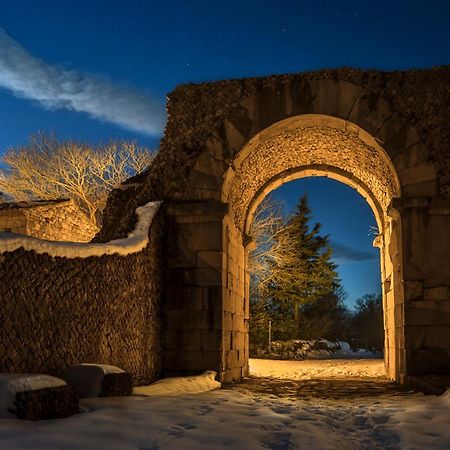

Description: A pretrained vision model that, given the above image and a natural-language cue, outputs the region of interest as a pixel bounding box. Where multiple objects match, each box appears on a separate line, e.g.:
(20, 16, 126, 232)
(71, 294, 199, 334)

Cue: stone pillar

(401, 197, 450, 376)
(163, 201, 227, 378)
(221, 215, 249, 382)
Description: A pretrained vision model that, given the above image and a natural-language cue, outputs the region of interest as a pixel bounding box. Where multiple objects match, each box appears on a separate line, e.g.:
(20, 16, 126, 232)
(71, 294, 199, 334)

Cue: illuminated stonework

(223, 116, 400, 234)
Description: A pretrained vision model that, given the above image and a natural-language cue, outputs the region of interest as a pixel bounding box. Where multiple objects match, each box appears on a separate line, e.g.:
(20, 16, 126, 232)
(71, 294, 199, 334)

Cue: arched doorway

(221, 114, 403, 382)
(158, 71, 446, 386)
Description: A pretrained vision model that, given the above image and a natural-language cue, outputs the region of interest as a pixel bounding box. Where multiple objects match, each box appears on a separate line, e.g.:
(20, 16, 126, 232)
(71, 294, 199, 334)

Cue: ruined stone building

(0, 199, 97, 242)
(0, 67, 449, 386)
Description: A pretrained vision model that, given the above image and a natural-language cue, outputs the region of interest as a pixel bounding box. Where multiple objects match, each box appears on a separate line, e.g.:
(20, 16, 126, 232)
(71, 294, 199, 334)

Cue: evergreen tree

(266, 194, 339, 332)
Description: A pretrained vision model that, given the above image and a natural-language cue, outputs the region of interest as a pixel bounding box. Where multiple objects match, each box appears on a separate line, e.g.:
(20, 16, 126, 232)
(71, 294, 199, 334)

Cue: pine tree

(266, 194, 339, 332)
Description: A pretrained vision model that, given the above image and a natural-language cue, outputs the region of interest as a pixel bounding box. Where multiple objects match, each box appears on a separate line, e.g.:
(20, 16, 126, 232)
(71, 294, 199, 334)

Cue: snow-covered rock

(64, 364, 130, 398)
(0, 374, 67, 419)
(133, 371, 221, 396)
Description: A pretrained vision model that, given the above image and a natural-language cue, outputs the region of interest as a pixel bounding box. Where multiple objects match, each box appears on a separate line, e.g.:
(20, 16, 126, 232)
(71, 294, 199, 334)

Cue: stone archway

(99, 69, 449, 385)
(221, 114, 403, 382)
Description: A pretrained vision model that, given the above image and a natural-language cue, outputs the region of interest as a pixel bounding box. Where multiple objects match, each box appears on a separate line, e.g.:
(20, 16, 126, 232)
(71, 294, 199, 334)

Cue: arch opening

(221, 114, 404, 382)
(247, 176, 385, 379)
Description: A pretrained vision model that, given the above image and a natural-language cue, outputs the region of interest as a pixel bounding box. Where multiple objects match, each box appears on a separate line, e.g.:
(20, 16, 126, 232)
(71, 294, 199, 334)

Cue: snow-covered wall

(0, 201, 161, 258)
(0, 202, 164, 385)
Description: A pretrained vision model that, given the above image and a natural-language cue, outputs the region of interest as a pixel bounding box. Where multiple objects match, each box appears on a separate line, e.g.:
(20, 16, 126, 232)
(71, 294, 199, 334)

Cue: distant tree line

(249, 195, 383, 353)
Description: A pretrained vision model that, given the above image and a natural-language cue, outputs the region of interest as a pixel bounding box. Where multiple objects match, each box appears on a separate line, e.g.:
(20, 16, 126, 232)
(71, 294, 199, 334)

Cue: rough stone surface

(95, 66, 446, 384)
(98, 66, 450, 242)
(0, 199, 97, 242)
(0, 211, 163, 386)
(13, 385, 79, 421)
(1, 67, 449, 386)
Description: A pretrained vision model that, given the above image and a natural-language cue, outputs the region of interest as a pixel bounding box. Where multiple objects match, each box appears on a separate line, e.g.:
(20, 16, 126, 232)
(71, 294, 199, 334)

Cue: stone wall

(96, 66, 450, 383)
(98, 66, 450, 243)
(0, 199, 97, 242)
(0, 205, 163, 385)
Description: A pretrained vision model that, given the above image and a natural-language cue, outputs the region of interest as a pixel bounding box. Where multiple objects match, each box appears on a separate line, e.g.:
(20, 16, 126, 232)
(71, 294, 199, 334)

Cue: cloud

(0, 29, 165, 136)
(330, 241, 377, 264)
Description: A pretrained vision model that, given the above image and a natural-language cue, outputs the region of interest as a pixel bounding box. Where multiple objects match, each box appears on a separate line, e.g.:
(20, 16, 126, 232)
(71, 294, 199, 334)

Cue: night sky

(0, 0, 449, 307)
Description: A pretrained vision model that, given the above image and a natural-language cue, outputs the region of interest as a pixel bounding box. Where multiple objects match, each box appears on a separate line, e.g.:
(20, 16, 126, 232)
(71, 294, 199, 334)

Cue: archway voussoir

(347, 94, 395, 138)
(383, 123, 423, 159)
(307, 78, 366, 120)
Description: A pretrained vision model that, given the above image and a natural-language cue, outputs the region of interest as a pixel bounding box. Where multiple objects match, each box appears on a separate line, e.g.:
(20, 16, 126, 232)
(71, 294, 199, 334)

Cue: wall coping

(0, 201, 161, 258)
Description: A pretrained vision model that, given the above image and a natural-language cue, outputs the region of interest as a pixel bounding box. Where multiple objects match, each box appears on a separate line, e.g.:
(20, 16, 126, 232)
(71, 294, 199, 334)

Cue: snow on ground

(0, 361, 449, 450)
(133, 371, 221, 396)
(250, 357, 386, 379)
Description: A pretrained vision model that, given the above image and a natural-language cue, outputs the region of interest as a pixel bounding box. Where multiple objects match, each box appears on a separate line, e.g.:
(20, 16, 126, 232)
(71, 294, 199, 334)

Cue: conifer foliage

(249, 194, 340, 343)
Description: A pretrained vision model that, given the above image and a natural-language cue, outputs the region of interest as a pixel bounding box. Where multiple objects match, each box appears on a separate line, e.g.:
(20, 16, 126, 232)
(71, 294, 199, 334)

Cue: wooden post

(268, 320, 272, 354)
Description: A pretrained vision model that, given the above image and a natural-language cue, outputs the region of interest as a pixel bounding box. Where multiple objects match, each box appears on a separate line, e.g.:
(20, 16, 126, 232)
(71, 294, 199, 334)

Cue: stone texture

(0, 199, 97, 242)
(1, 67, 449, 386)
(13, 385, 79, 421)
(0, 211, 163, 386)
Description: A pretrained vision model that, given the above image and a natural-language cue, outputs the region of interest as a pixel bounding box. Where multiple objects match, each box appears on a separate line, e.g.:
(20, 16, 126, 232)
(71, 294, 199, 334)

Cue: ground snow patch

(133, 371, 221, 396)
(0, 374, 66, 418)
(0, 361, 449, 450)
(249, 358, 385, 379)
(386, 390, 450, 449)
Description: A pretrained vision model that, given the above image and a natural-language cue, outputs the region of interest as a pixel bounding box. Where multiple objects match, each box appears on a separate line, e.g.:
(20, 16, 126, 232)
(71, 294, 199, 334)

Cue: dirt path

(224, 376, 413, 400)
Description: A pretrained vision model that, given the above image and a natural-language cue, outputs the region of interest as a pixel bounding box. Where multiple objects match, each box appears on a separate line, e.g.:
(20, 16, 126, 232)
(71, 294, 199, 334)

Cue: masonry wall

(0, 200, 98, 242)
(0, 210, 163, 385)
(94, 67, 450, 381)
(402, 198, 450, 375)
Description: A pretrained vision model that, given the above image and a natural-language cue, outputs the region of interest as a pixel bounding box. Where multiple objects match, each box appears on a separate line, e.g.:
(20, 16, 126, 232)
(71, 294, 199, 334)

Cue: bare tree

(248, 195, 288, 295)
(0, 133, 154, 227)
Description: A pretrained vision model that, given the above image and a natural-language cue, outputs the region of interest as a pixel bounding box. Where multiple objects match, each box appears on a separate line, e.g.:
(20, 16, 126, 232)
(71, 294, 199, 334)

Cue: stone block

(407, 325, 450, 349)
(222, 312, 234, 331)
(166, 201, 228, 218)
(392, 143, 428, 172)
(408, 349, 450, 375)
(165, 285, 203, 310)
(165, 310, 213, 330)
(308, 79, 365, 119)
(14, 385, 79, 421)
(424, 287, 450, 301)
(347, 93, 393, 137)
(405, 301, 450, 326)
(200, 330, 222, 352)
(171, 268, 222, 287)
(405, 280, 423, 301)
(374, 112, 408, 146)
(429, 197, 450, 216)
(193, 152, 227, 177)
(196, 251, 224, 269)
(201, 351, 221, 370)
(384, 123, 422, 158)
(398, 161, 436, 186)
(165, 330, 202, 351)
(164, 350, 204, 372)
(189, 169, 223, 192)
(202, 286, 222, 311)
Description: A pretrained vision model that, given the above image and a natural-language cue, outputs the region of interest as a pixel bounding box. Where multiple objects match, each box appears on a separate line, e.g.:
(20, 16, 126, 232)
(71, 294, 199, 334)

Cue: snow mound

(65, 364, 125, 398)
(0, 201, 161, 258)
(0, 374, 66, 418)
(133, 371, 221, 396)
